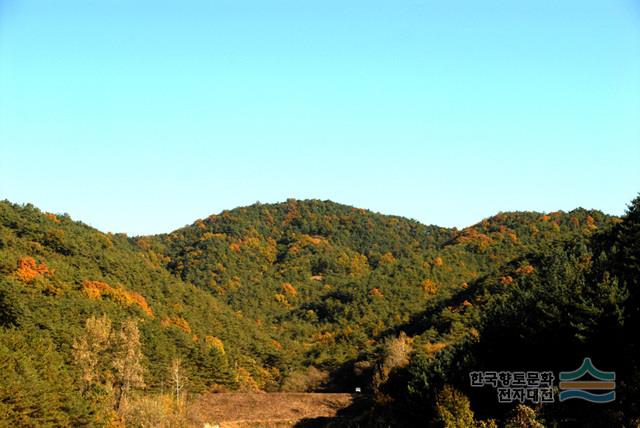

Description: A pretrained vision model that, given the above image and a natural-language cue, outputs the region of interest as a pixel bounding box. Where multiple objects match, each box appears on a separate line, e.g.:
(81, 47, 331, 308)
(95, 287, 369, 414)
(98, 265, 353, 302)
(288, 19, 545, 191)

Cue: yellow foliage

(424, 342, 448, 355)
(371, 319, 386, 336)
(263, 237, 278, 263)
(204, 335, 226, 354)
(283, 199, 299, 225)
(236, 367, 261, 392)
(421, 279, 438, 294)
(369, 287, 384, 298)
(300, 234, 328, 246)
(337, 252, 370, 277)
(379, 252, 396, 265)
(433, 256, 444, 267)
(199, 232, 213, 241)
(351, 253, 370, 276)
(313, 331, 335, 344)
(274, 293, 289, 305)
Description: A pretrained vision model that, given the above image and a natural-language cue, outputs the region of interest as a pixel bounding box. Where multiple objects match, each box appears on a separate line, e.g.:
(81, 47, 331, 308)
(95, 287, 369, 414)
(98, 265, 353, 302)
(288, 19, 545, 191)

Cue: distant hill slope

(140, 199, 614, 376)
(0, 201, 280, 398)
(0, 197, 623, 426)
(369, 196, 640, 427)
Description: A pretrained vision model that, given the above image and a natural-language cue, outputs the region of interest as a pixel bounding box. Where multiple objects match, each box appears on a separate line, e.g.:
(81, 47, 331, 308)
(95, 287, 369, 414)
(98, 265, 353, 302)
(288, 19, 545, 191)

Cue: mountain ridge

(1, 196, 634, 427)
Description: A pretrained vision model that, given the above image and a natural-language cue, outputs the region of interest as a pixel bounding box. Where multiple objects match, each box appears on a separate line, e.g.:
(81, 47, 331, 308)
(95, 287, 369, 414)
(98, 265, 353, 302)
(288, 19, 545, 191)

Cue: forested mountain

(1, 196, 637, 427)
(0, 202, 279, 425)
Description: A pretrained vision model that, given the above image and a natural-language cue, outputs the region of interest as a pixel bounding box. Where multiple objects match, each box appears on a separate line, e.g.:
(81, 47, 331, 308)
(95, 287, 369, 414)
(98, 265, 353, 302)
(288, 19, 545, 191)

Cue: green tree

(505, 405, 544, 428)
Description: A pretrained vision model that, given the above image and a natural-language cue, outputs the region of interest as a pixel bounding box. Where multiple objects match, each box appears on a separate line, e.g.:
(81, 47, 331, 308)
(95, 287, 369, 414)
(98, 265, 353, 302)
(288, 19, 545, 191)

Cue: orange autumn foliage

(515, 265, 535, 275)
(456, 228, 493, 250)
(14, 256, 52, 283)
(161, 316, 191, 333)
(173, 316, 191, 333)
(82, 280, 111, 299)
(433, 256, 444, 267)
(127, 292, 154, 317)
(499, 275, 514, 285)
(45, 212, 61, 223)
(82, 280, 153, 317)
(282, 282, 297, 297)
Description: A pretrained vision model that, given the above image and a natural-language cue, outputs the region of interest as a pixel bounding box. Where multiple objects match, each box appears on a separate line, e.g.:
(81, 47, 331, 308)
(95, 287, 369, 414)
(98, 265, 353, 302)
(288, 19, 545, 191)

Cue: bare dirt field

(188, 392, 363, 427)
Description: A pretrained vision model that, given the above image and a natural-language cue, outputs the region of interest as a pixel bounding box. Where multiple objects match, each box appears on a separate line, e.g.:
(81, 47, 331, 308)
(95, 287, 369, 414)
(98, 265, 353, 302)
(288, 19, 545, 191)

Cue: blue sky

(1, 0, 639, 235)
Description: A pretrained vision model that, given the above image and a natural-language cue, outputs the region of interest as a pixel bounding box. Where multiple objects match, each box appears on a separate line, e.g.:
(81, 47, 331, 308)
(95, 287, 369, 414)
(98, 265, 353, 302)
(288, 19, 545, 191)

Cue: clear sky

(1, 0, 639, 235)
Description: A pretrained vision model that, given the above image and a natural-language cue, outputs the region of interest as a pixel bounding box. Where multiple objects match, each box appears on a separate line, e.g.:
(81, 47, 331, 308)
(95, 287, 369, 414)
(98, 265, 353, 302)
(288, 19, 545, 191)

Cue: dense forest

(0, 195, 638, 427)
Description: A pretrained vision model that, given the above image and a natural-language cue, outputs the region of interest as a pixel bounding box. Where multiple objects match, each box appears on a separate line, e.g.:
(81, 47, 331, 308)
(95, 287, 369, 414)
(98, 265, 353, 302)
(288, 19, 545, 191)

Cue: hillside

(141, 200, 614, 382)
(358, 197, 640, 427)
(1, 197, 637, 427)
(0, 201, 283, 424)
